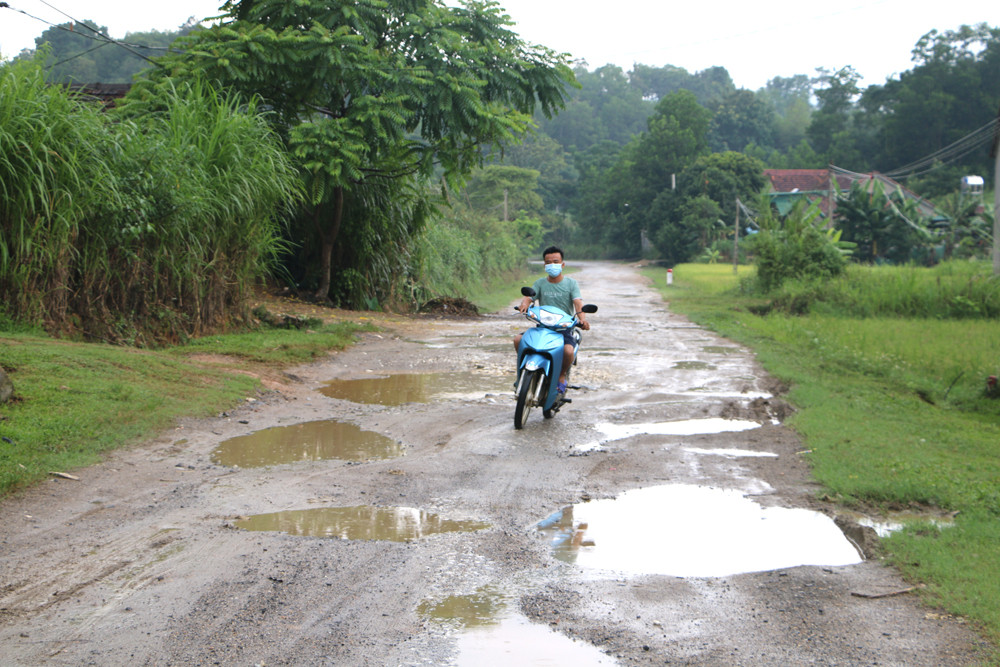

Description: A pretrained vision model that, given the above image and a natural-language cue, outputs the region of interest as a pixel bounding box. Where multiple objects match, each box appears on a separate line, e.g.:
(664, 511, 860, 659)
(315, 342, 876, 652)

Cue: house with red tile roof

(763, 167, 941, 222)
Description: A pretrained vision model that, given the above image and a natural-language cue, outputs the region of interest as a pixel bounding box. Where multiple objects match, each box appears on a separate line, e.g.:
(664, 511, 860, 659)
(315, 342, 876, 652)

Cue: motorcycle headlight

(538, 311, 563, 326)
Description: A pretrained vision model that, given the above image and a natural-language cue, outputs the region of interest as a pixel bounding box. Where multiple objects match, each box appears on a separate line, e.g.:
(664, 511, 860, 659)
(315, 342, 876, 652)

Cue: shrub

(747, 198, 851, 293)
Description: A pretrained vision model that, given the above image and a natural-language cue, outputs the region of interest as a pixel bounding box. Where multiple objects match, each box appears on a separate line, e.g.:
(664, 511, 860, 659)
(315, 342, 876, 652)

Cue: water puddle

(418, 586, 508, 628)
(596, 418, 761, 441)
(319, 372, 510, 405)
(453, 613, 616, 666)
(841, 510, 956, 538)
(672, 361, 717, 370)
(683, 447, 778, 458)
(537, 484, 862, 577)
(234, 506, 490, 541)
(702, 346, 740, 354)
(678, 389, 773, 400)
(211, 420, 401, 467)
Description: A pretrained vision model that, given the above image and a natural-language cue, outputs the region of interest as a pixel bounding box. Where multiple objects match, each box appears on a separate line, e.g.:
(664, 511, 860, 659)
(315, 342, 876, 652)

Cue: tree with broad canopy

(136, 0, 574, 301)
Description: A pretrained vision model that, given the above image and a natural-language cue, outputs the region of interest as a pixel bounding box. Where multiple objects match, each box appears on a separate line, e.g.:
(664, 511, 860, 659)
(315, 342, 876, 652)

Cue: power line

(2, 0, 165, 66)
(882, 118, 1000, 179)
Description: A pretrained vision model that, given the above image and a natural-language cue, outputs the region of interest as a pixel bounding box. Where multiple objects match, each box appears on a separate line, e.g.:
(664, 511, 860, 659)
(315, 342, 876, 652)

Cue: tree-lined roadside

(646, 262, 1000, 652)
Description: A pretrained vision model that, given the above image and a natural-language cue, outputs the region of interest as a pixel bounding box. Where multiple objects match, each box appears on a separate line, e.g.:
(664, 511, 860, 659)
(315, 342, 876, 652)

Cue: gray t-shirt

(531, 275, 581, 316)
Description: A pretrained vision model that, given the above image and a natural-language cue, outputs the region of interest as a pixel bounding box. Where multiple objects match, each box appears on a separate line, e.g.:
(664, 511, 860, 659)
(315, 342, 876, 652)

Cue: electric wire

(2, 0, 170, 65)
(882, 118, 1000, 179)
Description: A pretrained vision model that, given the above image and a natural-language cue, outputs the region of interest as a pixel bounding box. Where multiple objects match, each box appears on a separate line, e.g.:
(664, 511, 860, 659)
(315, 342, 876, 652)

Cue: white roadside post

(667, 268, 673, 286)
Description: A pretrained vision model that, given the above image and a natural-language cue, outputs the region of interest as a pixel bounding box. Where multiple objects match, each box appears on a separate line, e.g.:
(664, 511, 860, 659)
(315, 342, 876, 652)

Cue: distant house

(763, 167, 941, 222)
(763, 169, 852, 218)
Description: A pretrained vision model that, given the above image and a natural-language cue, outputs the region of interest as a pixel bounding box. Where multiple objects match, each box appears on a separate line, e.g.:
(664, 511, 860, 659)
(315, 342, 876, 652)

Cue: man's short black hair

(542, 246, 564, 261)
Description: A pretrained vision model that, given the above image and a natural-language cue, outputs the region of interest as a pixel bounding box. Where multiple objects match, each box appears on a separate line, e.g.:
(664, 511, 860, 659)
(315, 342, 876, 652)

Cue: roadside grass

(642, 262, 1000, 650)
(0, 320, 372, 496)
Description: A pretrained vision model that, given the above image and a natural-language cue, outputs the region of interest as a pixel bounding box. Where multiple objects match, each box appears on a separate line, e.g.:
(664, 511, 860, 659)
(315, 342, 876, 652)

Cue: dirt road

(0, 261, 988, 665)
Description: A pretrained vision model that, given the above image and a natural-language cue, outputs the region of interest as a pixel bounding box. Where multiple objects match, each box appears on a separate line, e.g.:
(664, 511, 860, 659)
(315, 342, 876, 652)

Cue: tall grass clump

(0, 55, 114, 325)
(85, 80, 301, 341)
(1, 58, 301, 343)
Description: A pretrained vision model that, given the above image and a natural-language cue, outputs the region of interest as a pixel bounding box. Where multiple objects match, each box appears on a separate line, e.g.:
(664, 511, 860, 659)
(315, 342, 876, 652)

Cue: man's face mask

(544, 263, 563, 277)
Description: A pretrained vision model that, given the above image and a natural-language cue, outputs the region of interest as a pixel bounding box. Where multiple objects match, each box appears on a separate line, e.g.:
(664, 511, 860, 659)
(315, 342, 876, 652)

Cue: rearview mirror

(581, 304, 598, 314)
(520, 287, 537, 298)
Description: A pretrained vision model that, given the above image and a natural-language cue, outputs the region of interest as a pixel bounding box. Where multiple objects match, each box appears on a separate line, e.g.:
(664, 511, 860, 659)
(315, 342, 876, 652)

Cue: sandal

(557, 380, 567, 394)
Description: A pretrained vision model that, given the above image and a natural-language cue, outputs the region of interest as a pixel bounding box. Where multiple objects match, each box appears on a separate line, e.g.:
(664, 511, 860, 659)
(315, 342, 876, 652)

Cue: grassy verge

(642, 262, 1000, 652)
(0, 318, 373, 496)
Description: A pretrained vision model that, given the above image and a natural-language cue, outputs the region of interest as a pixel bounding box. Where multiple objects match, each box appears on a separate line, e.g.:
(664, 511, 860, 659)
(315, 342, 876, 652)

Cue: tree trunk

(314, 186, 345, 301)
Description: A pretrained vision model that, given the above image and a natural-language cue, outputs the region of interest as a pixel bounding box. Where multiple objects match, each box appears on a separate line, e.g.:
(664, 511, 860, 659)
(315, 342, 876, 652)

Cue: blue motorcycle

(514, 287, 598, 429)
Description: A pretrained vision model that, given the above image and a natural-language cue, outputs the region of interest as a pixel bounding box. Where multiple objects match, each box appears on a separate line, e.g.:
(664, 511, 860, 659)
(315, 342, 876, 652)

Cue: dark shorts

(560, 329, 579, 347)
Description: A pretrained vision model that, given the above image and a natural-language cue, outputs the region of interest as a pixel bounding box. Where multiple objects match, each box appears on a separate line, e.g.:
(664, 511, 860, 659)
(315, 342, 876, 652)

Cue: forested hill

(500, 24, 999, 260)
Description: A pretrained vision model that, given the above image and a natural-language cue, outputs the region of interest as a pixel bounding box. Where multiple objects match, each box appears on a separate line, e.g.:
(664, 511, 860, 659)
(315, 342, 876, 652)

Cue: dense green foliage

(138, 0, 574, 308)
(647, 262, 1000, 647)
(0, 58, 300, 342)
(746, 199, 851, 294)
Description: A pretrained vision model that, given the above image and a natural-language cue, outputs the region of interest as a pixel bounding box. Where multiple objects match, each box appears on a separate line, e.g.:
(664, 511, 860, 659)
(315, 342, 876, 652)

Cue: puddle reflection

(454, 613, 616, 666)
(235, 506, 490, 541)
(319, 372, 511, 405)
(418, 587, 507, 628)
(672, 361, 717, 370)
(537, 485, 862, 577)
(682, 447, 778, 458)
(596, 418, 761, 441)
(211, 420, 401, 467)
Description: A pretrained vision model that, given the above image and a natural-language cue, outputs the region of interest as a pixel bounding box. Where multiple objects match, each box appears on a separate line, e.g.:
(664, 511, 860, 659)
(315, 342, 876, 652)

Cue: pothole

(452, 613, 616, 666)
(211, 420, 402, 467)
(536, 484, 862, 577)
(234, 506, 490, 541)
(319, 372, 511, 405)
(418, 586, 508, 628)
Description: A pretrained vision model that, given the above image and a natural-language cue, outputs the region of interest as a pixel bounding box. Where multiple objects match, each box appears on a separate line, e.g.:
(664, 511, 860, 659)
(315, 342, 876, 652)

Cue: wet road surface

(0, 261, 988, 665)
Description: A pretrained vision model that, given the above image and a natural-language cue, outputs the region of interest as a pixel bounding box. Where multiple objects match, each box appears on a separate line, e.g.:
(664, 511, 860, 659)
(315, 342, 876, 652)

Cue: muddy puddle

(840, 509, 957, 538)
(672, 361, 717, 370)
(319, 372, 511, 405)
(595, 418, 762, 442)
(419, 587, 615, 664)
(419, 587, 508, 628)
(682, 447, 778, 458)
(234, 506, 490, 541)
(211, 420, 401, 467)
(537, 484, 862, 578)
(453, 613, 616, 666)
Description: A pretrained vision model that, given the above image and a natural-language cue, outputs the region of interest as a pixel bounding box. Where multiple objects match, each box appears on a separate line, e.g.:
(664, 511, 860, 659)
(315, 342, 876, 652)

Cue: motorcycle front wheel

(514, 369, 541, 430)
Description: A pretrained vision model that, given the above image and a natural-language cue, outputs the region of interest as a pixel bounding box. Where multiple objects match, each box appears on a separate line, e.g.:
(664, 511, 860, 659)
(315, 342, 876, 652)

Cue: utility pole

(733, 197, 740, 274)
(503, 189, 509, 223)
(992, 110, 1000, 275)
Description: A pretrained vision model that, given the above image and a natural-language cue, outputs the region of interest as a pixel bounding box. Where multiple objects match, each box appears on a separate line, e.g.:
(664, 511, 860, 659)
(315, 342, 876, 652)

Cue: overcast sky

(2, 0, 997, 89)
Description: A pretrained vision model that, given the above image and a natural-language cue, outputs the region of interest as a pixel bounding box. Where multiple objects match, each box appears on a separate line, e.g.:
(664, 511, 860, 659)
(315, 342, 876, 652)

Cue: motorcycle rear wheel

(514, 369, 541, 429)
